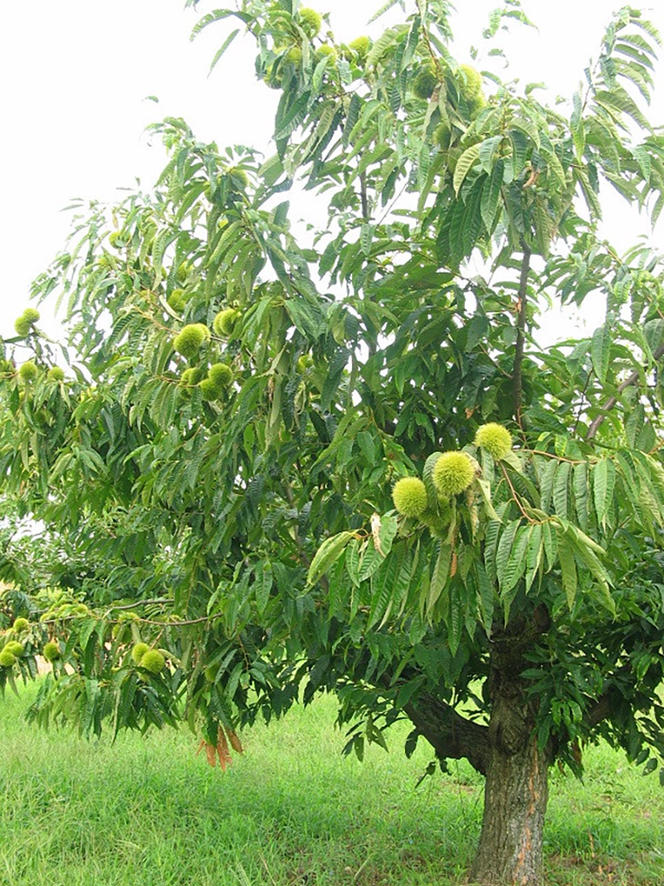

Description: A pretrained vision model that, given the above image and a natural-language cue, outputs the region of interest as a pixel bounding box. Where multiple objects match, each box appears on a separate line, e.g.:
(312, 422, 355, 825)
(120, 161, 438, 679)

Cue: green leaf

(573, 462, 589, 530)
(426, 542, 451, 617)
(524, 524, 543, 592)
(553, 462, 571, 519)
(208, 28, 240, 74)
(593, 458, 616, 527)
(480, 160, 504, 231)
(499, 526, 529, 595)
(453, 143, 481, 194)
(307, 531, 355, 585)
(495, 519, 521, 591)
(422, 451, 443, 510)
(591, 324, 611, 383)
(555, 529, 578, 610)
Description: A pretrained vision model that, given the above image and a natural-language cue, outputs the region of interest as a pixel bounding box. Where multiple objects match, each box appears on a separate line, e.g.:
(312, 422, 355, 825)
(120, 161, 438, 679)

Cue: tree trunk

(469, 735, 549, 886)
(469, 622, 550, 886)
(402, 614, 553, 885)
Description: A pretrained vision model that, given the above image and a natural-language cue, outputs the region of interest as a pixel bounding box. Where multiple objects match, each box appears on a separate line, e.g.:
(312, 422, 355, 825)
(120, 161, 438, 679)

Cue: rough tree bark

(468, 619, 551, 885)
(468, 704, 549, 885)
(406, 615, 551, 885)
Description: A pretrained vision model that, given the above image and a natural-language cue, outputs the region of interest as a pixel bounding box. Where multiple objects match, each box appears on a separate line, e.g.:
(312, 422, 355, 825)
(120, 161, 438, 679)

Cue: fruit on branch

(315, 44, 338, 63)
(433, 121, 451, 148)
(167, 289, 190, 313)
(14, 316, 31, 337)
(19, 361, 38, 382)
(179, 367, 204, 389)
(458, 64, 486, 114)
(432, 451, 475, 497)
(47, 367, 65, 382)
(0, 649, 17, 667)
(140, 649, 166, 674)
(474, 423, 512, 460)
(298, 7, 322, 37)
(43, 641, 60, 662)
(348, 36, 371, 59)
(208, 362, 233, 387)
(458, 64, 482, 100)
(199, 362, 234, 401)
(392, 477, 428, 518)
(413, 65, 438, 100)
(213, 308, 239, 337)
(199, 378, 222, 401)
(228, 167, 249, 189)
(131, 642, 150, 665)
(286, 46, 303, 65)
(13, 617, 30, 633)
(173, 323, 210, 359)
(3, 641, 24, 657)
(22, 308, 40, 324)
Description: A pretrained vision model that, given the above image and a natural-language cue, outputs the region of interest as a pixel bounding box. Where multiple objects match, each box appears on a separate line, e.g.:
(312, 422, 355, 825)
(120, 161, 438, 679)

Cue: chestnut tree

(2, 2, 664, 883)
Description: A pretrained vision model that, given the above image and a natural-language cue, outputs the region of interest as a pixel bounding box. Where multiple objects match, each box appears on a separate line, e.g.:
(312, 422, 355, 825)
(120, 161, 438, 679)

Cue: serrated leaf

(307, 531, 355, 585)
(495, 519, 521, 591)
(539, 458, 558, 513)
(477, 477, 500, 521)
(524, 524, 543, 592)
(358, 543, 383, 582)
(591, 324, 611, 383)
(499, 525, 529, 595)
(593, 458, 616, 527)
(556, 528, 577, 610)
(475, 561, 494, 632)
(573, 462, 589, 530)
(553, 461, 571, 519)
(426, 542, 451, 617)
(453, 143, 481, 194)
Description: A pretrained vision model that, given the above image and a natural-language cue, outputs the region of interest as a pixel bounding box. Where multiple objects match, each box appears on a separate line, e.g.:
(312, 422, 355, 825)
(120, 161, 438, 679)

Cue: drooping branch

(512, 244, 532, 425)
(584, 691, 613, 729)
(585, 342, 664, 441)
(405, 694, 490, 775)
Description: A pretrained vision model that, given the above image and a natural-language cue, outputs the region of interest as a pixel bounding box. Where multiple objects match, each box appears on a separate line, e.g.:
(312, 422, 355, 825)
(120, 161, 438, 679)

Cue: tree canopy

(2, 1, 664, 883)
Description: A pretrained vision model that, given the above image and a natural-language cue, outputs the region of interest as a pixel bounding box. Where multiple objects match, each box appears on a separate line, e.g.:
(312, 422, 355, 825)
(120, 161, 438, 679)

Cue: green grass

(0, 684, 663, 885)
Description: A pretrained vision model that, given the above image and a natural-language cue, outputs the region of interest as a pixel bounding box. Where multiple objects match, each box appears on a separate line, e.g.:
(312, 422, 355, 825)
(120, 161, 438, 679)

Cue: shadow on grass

(1, 686, 663, 885)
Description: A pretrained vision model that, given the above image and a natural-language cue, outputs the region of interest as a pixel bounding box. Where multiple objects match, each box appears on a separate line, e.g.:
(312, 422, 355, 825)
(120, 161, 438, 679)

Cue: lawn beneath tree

(0, 683, 662, 885)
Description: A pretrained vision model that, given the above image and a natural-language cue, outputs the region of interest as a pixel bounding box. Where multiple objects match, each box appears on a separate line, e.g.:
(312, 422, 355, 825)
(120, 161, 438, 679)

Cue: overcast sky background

(1, 0, 663, 345)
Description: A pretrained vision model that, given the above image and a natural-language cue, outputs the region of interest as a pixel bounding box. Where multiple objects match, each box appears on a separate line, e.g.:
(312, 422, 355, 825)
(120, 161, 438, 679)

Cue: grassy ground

(0, 683, 662, 886)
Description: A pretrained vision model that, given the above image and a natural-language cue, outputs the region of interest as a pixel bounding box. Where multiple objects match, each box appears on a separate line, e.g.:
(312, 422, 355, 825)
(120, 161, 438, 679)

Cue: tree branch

(585, 342, 664, 442)
(512, 244, 532, 426)
(584, 692, 613, 729)
(405, 694, 490, 775)
(359, 171, 369, 222)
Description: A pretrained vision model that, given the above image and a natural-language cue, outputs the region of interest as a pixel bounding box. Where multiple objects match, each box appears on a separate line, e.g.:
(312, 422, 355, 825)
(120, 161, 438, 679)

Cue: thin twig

(359, 170, 369, 222)
(585, 342, 664, 442)
(512, 244, 532, 427)
(527, 450, 584, 465)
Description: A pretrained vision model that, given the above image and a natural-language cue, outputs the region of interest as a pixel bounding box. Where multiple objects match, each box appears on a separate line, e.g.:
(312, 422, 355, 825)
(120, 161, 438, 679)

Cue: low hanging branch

(512, 244, 532, 425)
(585, 342, 664, 442)
(406, 694, 491, 775)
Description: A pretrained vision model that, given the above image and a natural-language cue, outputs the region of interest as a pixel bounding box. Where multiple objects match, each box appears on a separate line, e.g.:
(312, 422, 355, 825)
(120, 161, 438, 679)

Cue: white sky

(1, 0, 663, 344)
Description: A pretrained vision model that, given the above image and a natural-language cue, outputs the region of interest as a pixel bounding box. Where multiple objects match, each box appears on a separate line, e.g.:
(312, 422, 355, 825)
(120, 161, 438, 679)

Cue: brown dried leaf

(205, 742, 217, 768)
(216, 725, 232, 770)
(370, 513, 384, 556)
(450, 551, 458, 578)
(227, 729, 244, 754)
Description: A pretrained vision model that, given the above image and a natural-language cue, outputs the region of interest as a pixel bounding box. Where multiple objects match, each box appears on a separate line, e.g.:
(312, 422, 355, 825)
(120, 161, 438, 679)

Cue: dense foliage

(2, 1, 664, 881)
